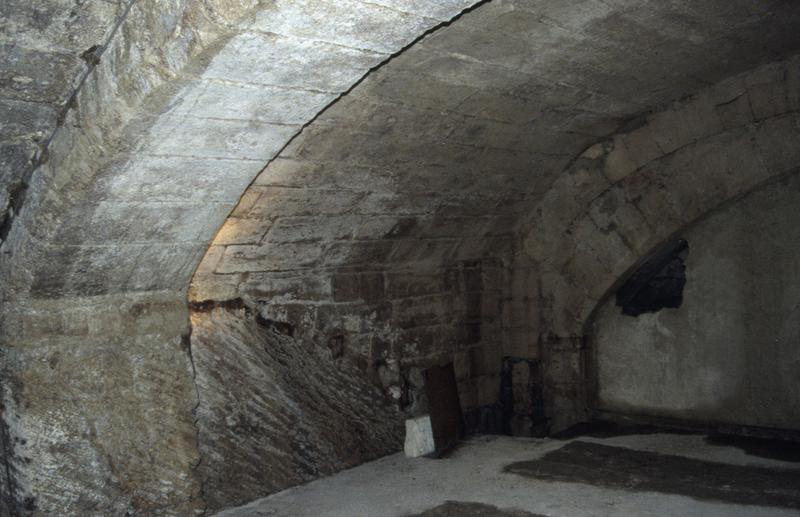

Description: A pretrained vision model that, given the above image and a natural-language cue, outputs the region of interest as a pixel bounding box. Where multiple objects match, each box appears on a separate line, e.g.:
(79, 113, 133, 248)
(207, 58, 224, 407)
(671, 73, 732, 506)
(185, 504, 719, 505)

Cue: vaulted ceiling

(3, 1, 800, 514)
(3, 0, 800, 304)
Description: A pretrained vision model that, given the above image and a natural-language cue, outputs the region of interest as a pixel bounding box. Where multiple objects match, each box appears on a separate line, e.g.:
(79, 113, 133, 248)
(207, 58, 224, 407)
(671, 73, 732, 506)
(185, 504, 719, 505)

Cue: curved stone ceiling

(1, 0, 479, 304)
(522, 57, 800, 338)
(0, 1, 481, 512)
(0, 0, 128, 237)
(2, 0, 799, 513)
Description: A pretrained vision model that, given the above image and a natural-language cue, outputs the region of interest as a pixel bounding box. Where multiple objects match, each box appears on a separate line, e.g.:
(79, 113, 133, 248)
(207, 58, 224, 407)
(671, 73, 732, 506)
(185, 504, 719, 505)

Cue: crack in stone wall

(0, 372, 20, 517)
(0, 0, 137, 248)
(181, 330, 209, 515)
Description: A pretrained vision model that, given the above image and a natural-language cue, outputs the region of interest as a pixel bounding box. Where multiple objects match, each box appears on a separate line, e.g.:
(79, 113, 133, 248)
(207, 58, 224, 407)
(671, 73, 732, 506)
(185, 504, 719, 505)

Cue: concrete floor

(214, 430, 800, 517)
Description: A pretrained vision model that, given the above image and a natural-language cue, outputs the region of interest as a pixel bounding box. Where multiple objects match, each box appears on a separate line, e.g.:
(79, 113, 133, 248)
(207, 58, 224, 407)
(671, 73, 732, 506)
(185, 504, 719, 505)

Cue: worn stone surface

(518, 56, 800, 432)
(190, 305, 403, 511)
(499, 357, 546, 437)
(192, 29, 800, 457)
(196, 254, 506, 479)
(1, 0, 482, 300)
(0, 292, 201, 515)
(407, 501, 545, 517)
(0, 0, 127, 244)
(5, 0, 800, 302)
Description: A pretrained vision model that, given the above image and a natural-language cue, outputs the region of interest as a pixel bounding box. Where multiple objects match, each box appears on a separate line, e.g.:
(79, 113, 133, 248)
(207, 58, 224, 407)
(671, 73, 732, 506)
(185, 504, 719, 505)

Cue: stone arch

(3, 0, 481, 301)
(518, 56, 800, 431)
(0, 1, 481, 513)
(2, 0, 800, 514)
(586, 171, 800, 431)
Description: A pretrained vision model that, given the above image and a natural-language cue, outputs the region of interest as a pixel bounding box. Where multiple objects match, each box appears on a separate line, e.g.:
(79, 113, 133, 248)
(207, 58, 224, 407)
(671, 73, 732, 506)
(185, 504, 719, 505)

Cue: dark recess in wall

(500, 357, 546, 437)
(424, 363, 464, 456)
(463, 357, 546, 438)
(616, 238, 689, 317)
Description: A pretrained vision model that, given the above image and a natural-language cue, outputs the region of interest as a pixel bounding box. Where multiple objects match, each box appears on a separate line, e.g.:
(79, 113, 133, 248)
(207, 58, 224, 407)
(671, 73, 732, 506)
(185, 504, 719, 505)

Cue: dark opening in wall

(616, 238, 689, 317)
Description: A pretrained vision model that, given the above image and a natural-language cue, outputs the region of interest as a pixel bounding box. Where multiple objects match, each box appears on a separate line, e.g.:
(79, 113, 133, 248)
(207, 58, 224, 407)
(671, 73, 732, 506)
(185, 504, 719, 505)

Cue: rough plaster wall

(190, 306, 404, 511)
(593, 172, 800, 430)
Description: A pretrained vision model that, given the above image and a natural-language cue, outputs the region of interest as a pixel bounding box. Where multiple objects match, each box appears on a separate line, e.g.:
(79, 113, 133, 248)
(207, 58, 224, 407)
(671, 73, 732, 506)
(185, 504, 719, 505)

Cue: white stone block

(404, 416, 435, 458)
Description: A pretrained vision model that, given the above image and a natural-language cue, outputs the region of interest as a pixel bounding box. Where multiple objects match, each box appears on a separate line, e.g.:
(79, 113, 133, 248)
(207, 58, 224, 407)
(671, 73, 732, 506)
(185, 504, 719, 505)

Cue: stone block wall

(187, 147, 517, 504)
(1, 0, 799, 514)
(0, 1, 485, 513)
(191, 255, 510, 411)
(189, 250, 512, 509)
(0, 0, 129, 246)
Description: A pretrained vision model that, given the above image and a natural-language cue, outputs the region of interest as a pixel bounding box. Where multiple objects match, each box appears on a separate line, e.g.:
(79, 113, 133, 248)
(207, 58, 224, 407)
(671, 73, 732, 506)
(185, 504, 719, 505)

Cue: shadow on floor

(405, 501, 547, 517)
(705, 434, 800, 463)
(505, 441, 800, 509)
(551, 420, 698, 440)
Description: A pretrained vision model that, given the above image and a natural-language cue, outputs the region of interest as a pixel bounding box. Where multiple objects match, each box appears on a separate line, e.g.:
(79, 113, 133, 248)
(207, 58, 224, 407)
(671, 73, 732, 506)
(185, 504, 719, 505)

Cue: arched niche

(587, 170, 800, 433)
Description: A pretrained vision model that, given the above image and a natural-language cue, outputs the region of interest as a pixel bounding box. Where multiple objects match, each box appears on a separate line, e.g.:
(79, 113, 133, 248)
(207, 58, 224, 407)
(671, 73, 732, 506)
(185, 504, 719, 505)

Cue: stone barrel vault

(1, 0, 800, 514)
